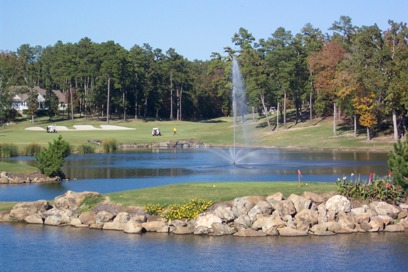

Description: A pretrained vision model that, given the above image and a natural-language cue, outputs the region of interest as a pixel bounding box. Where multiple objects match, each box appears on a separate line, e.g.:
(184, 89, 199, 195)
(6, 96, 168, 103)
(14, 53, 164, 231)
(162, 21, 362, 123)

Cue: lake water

(1, 148, 406, 272)
(1, 223, 407, 272)
(0, 148, 388, 201)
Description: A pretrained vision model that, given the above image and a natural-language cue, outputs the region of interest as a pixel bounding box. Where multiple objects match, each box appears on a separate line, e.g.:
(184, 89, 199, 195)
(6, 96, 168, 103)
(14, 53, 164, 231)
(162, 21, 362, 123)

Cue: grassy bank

(0, 114, 395, 152)
(107, 182, 337, 207)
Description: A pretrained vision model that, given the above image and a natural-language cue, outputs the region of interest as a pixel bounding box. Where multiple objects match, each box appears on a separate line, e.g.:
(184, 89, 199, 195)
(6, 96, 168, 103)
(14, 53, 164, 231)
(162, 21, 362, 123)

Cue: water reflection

(0, 148, 388, 202)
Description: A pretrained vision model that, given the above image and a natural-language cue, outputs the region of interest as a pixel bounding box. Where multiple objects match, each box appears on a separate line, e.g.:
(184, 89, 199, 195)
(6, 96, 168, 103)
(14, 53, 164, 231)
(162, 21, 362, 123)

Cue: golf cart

(152, 127, 161, 136)
(46, 125, 57, 133)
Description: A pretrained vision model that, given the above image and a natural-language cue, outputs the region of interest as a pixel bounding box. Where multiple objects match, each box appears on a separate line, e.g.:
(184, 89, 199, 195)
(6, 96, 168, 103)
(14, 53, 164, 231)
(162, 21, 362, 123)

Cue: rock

(194, 226, 210, 235)
(89, 222, 104, 229)
(274, 200, 296, 218)
(266, 192, 284, 202)
(54, 191, 101, 211)
(213, 205, 235, 222)
(194, 213, 222, 229)
(312, 230, 336, 236)
(399, 203, 408, 210)
(369, 218, 385, 231)
(44, 215, 63, 226)
(141, 221, 169, 233)
(103, 212, 130, 231)
(124, 220, 144, 234)
(173, 226, 193, 235)
(96, 211, 115, 223)
(0, 176, 9, 184)
(303, 192, 325, 204)
(211, 222, 236, 236)
(384, 224, 405, 232)
(232, 196, 266, 217)
(337, 211, 356, 229)
(0, 211, 10, 222)
(351, 207, 366, 215)
(25, 214, 43, 224)
(277, 227, 308, 237)
(168, 219, 188, 228)
(287, 194, 312, 213)
(9, 200, 50, 222)
(317, 204, 328, 223)
(325, 195, 351, 214)
(369, 202, 400, 219)
(295, 209, 318, 231)
(359, 221, 372, 232)
(252, 215, 286, 230)
(233, 215, 252, 230)
(264, 227, 279, 236)
(79, 211, 96, 225)
(234, 228, 267, 237)
(248, 201, 273, 221)
(0, 172, 7, 178)
(354, 213, 371, 224)
(398, 210, 408, 220)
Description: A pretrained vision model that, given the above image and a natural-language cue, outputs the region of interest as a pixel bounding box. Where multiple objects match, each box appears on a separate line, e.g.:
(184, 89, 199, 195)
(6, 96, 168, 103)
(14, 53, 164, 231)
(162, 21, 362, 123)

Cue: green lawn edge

(107, 181, 337, 207)
(0, 181, 337, 211)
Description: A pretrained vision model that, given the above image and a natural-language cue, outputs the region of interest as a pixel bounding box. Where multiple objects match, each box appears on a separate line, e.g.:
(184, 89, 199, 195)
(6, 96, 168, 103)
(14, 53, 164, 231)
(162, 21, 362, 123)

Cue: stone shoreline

(0, 172, 60, 184)
(1, 190, 407, 237)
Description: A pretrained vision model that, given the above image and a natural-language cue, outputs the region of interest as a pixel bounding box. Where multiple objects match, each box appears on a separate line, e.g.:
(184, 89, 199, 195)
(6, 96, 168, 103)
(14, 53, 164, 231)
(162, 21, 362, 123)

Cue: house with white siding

(11, 86, 66, 113)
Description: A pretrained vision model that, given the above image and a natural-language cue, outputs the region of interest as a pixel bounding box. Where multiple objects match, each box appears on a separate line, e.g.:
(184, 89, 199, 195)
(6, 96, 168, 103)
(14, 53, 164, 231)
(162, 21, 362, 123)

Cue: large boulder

(213, 205, 235, 222)
(325, 195, 351, 214)
(9, 200, 50, 222)
(295, 209, 318, 231)
(194, 213, 222, 230)
(274, 200, 296, 218)
(252, 214, 286, 231)
(248, 201, 273, 221)
(103, 212, 130, 231)
(232, 196, 266, 217)
(303, 192, 325, 204)
(25, 214, 44, 224)
(277, 227, 308, 237)
(234, 228, 267, 237)
(96, 211, 115, 223)
(287, 194, 312, 213)
(369, 202, 400, 219)
(79, 211, 96, 225)
(124, 219, 144, 234)
(141, 221, 169, 233)
(211, 222, 236, 236)
(54, 191, 101, 211)
(233, 215, 252, 230)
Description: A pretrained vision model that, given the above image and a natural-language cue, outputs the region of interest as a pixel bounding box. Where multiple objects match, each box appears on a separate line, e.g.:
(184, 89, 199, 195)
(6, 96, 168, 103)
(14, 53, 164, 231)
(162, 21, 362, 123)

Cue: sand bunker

(25, 125, 135, 131)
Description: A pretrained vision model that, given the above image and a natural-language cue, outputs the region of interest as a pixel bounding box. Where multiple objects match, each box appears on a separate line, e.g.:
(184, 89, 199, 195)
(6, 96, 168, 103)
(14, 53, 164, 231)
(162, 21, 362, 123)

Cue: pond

(0, 148, 388, 201)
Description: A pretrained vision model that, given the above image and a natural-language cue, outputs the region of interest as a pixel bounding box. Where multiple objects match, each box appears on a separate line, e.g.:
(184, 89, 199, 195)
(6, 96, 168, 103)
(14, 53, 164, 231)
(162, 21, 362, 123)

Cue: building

(11, 86, 66, 113)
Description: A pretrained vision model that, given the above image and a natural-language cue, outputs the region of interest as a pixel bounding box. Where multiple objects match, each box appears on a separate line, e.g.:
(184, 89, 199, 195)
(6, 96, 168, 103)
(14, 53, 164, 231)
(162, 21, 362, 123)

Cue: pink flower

(386, 183, 391, 189)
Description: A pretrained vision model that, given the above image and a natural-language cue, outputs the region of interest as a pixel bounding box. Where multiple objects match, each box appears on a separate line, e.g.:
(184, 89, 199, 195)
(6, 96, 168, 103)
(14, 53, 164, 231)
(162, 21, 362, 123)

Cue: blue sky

(1, 0, 407, 60)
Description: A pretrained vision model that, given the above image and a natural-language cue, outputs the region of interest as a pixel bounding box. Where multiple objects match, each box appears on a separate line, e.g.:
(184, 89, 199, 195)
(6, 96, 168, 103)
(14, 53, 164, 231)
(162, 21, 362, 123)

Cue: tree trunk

(179, 85, 183, 121)
(276, 102, 280, 130)
(176, 87, 180, 121)
(392, 108, 399, 140)
(367, 127, 370, 141)
(353, 115, 357, 137)
(260, 93, 271, 130)
(283, 90, 287, 129)
(134, 88, 138, 120)
(70, 82, 74, 121)
(106, 77, 110, 123)
(169, 73, 173, 120)
(333, 102, 337, 136)
(122, 89, 126, 121)
(309, 73, 313, 121)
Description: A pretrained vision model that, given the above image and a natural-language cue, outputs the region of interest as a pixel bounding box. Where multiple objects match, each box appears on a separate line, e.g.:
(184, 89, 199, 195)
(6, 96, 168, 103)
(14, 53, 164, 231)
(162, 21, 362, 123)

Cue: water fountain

(211, 58, 256, 165)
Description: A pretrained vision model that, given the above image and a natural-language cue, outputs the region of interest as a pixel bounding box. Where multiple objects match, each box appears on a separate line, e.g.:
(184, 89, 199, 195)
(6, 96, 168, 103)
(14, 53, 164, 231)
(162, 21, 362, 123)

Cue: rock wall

(2, 190, 408, 237)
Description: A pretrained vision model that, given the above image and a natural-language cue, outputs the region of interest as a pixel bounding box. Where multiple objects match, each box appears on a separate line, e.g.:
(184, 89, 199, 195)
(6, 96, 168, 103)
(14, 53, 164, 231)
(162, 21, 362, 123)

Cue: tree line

(0, 16, 407, 140)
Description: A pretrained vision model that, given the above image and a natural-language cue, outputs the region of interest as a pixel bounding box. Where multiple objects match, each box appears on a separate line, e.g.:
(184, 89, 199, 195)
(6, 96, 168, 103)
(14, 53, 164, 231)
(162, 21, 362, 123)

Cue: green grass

(0, 202, 16, 211)
(0, 161, 38, 174)
(107, 182, 337, 207)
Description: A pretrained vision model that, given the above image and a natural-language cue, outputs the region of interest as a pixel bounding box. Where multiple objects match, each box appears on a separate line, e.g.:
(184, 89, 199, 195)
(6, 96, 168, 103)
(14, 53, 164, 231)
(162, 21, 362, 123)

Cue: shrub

(145, 199, 213, 220)
(102, 138, 117, 153)
(388, 137, 408, 191)
(77, 144, 95, 154)
(24, 143, 42, 156)
(144, 203, 166, 215)
(35, 135, 71, 177)
(0, 143, 18, 158)
(336, 175, 405, 204)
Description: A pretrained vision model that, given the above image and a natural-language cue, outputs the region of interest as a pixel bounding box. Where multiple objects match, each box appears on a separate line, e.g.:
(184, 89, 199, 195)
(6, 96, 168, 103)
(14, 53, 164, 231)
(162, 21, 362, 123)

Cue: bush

(24, 143, 42, 156)
(0, 143, 18, 158)
(77, 144, 95, 154)
(102, 138, 117, 153)
(336, 175, 405, 204)
(388, 137, 408, 191)
(144, 198, 213, 221)
(35, 135, 71, 177)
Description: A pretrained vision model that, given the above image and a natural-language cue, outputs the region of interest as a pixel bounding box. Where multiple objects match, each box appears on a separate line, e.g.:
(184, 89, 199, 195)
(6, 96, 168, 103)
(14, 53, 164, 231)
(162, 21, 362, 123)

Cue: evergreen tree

(36, 135, 70, 177)
(388, 136, 408, 190)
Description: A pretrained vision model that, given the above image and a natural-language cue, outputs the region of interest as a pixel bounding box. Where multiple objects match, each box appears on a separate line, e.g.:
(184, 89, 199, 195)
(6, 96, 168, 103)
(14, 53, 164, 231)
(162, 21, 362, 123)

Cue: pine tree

(388, 136, 408, 190)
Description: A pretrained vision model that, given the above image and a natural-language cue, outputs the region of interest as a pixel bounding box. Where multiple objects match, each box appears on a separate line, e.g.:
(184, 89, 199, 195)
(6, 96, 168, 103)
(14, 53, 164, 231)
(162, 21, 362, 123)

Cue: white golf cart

(152, 127, 161, 136)
(46, 125, 57, 133)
